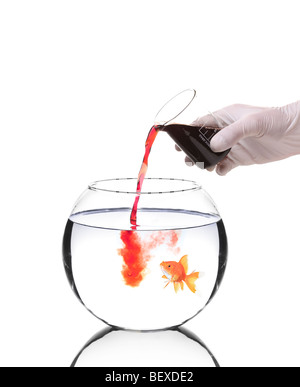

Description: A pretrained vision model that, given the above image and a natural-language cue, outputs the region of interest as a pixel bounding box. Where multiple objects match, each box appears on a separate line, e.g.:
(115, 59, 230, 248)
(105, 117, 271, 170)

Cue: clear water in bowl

(63, 207, 227, 331)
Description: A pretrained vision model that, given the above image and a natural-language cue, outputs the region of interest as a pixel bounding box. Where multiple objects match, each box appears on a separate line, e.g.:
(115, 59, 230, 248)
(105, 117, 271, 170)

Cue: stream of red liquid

(130, 125, 160, 227)
(118, 124, 182, 287)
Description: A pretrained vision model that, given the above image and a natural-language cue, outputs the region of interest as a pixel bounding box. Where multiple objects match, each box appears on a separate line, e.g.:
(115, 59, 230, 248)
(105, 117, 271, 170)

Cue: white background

(1, 0, 300, 367)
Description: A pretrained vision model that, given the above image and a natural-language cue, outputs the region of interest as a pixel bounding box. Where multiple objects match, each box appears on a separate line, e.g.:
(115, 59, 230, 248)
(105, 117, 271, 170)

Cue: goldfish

(160, 255, 200, 293)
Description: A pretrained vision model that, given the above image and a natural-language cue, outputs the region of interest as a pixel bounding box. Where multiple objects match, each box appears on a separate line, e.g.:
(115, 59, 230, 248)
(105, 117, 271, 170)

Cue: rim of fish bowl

(88, 178, 201, 195)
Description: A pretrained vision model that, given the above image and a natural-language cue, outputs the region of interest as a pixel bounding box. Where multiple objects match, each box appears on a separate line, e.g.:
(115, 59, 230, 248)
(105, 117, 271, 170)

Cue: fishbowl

(62, 178, 228, 331)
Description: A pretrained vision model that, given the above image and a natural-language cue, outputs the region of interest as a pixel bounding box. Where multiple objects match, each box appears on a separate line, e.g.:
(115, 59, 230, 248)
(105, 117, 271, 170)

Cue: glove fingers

(192, 104, 266, 128)
(191, 114, 221, 127)
(185, 156, 194, 166)
(206, 166, 216, 172)
(215, 157, 237, 176)
(210, 116, 262, 152)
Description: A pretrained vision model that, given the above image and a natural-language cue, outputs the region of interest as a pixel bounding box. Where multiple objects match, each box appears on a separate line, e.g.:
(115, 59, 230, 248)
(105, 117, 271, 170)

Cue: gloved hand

(188, 101, 300, 175)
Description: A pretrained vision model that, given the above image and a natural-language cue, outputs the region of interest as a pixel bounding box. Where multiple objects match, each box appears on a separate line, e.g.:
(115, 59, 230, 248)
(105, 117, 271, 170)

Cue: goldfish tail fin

(174, 282, 180, 293)
(179, 255, 188, 274)
(184, 271, 200, 293)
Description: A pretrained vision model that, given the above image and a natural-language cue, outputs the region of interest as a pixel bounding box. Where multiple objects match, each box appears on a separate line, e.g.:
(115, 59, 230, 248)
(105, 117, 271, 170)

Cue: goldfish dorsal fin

(179, 255, 188, 274)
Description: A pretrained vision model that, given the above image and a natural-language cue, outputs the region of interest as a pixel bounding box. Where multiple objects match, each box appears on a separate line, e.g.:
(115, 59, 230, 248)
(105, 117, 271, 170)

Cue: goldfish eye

(168, 265, 171, 268)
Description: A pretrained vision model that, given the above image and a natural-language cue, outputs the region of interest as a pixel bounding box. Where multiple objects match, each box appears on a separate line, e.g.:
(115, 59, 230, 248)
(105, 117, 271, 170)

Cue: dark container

(161, 124, 230, 169)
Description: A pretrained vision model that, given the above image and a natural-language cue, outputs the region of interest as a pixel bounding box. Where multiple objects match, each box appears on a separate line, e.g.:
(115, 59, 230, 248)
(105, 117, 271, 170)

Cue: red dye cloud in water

(118, 230, 180, 287)
(146, 230, 180, 255)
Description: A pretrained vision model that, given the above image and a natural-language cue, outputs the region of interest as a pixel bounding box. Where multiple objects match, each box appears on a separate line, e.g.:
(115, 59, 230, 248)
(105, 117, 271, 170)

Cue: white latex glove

(190, 101, 300, 175)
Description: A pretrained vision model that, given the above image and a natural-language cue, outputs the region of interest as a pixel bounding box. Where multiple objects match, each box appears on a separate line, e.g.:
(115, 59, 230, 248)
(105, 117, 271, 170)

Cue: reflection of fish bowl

(72, 327, 219, 367)
(63, 178, 228, 331)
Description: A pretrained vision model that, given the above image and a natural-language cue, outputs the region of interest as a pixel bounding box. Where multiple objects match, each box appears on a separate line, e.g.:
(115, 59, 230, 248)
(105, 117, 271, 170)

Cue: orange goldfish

(160, 255, 200, 293)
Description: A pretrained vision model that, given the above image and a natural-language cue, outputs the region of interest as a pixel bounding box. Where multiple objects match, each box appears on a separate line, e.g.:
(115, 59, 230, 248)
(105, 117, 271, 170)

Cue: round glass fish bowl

(63, 178, 228, 330)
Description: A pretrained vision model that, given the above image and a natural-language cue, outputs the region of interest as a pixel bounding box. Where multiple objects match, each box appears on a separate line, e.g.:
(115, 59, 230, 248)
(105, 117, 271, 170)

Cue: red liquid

(130, 125, 160, 227)
(119, 122, 229, 287)
(118, 229, 180, 287)
(119, 124, 166, 288)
